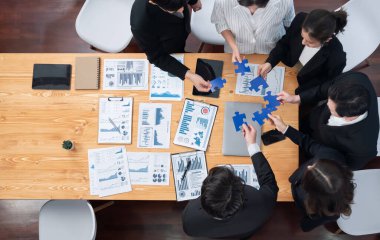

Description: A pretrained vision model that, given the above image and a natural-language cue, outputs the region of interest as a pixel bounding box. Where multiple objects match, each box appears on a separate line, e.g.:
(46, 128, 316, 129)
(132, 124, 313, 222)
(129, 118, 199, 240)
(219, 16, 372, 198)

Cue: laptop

(222, 102, 262, 156)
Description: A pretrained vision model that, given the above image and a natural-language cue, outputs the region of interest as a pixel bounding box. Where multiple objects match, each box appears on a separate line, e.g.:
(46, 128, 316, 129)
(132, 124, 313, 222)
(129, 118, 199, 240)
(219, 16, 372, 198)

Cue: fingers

(241, 123, 248, 132)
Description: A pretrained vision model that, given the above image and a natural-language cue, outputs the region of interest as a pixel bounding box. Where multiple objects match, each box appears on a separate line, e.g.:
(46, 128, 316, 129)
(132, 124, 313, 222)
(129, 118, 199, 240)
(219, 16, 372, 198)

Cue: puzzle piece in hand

(210, 77, 227, 92)
(252, 108, 273, 126)
(263, 91, 281, 111)
(232, 112, 248, 132)
(234, 59, 250, 76)
(248, 75, 269, 92)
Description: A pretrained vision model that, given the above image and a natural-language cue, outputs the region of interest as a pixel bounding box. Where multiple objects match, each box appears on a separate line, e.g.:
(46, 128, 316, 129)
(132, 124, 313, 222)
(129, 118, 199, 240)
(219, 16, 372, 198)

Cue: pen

(108, 117, 121, 134)
(181, 160, 191, 181)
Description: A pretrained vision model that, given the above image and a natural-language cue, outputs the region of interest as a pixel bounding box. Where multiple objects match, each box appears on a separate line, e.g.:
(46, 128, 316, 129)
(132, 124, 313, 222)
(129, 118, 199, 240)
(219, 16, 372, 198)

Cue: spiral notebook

(75, 57, 100, 89)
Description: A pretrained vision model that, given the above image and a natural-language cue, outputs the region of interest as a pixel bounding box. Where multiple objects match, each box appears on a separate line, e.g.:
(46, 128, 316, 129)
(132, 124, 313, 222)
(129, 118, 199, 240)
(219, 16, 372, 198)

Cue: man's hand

(242, 124, 257, 145)
(267, 114, 288, 133)
(190, 0, 202, 12)
(186, 71, 211, 92)
(277, 91, 301, 104)
(257, 62, 272, 79)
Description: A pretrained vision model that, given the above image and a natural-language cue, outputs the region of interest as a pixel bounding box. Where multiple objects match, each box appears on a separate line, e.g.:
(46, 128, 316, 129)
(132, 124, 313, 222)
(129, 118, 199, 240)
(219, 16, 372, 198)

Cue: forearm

(221, 30, 238, 51)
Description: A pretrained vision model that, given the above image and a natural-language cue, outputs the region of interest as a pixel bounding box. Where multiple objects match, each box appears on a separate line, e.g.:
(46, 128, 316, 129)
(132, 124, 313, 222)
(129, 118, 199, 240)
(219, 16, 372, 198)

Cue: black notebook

(192, 58, 224, 98)
(32, 64, 72, 90)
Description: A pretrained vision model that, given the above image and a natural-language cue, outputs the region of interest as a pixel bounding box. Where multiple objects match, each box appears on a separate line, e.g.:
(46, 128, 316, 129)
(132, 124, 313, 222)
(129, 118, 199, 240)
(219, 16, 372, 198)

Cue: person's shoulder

(214, 0, 237, 8)
(131, 0, 150, 29)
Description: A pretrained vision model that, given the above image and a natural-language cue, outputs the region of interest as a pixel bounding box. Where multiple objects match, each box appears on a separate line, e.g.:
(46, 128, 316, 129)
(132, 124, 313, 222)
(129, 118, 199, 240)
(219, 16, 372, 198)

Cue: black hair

(152, 0, 185, 11)
(237, 0, 269, 8)
(328, 82, 370, 117)
(302, 159, 354, 217)
(201, 166, 245, 219)
(302, 9, 348, 43)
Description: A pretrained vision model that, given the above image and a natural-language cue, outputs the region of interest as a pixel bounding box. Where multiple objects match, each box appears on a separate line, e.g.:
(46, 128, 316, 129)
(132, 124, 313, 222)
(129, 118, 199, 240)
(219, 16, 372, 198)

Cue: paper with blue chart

(235, 64, 284, 96)
(126, 152, 170, 185)
(173, 99, 218, 151)
(88, 146, 132, 197)
(137, 103, 172, 148)
(98, 97, 133, 144)
(103, 59, 149, 90)
(150, 54, 184, 101)
(171, 151, 208, 201)
(219, 164, 260, 190)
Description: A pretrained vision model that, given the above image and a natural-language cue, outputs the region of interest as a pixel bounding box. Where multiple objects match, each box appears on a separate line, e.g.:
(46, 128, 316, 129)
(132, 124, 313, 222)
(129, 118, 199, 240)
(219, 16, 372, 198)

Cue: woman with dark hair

(258, 9, 348, 105)
(211, 0, 295, 62)
(268, 114, 355, 231)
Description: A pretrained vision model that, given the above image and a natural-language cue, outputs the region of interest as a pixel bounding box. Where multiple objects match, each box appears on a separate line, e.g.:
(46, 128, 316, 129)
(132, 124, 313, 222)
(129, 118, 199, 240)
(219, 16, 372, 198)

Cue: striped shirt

(211, 0, 295, 54)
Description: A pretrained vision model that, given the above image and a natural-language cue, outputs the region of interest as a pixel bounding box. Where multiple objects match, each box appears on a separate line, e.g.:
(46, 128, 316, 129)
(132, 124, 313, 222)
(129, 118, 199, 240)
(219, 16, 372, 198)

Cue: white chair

(39, 200, 96, 240)
(190, 0, 225, 52)
(336, 169, 380, 235)
(335, 0, 380, 72)
(75, 0, 135, 53)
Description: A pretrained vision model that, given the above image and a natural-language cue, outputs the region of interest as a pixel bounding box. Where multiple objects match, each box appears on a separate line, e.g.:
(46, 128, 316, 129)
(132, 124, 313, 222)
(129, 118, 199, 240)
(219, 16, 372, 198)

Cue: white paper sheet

(219, 164, 260, 190)
(235, 64, 284, 96)
(98, 97, 133, 144)
(173, 99, 218, 151)
(103, 59, 149, 90)
(127, 152, 170, 185)
(137, 103, 172, 148)
(150, 54, 184, 101)
(88, 146, 132, 197)
(171, 151, 208, 201)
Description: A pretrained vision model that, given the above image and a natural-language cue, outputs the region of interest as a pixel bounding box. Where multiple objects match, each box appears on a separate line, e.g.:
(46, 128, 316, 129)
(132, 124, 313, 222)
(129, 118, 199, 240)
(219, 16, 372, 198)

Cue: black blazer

(182, 152, 278, 239)
(130, 0, 197, 80)
(284, 126, 346, 231)
(266, 12, 346, 104)
(308, 72, 379, 170)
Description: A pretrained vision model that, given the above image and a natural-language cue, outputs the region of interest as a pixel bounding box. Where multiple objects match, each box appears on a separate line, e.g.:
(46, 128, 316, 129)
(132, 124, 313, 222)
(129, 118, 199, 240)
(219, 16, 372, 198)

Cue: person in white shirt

(211, 0, 295, 62)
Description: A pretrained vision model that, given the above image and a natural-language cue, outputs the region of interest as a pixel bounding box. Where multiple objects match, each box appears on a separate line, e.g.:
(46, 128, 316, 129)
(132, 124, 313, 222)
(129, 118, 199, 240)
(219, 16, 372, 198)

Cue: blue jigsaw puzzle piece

(252, 108, 273, 125)
(232, 112, 247, 132)
(248, 75, 269, 92)
(263, 91, 281, 111)
(234, 59, 250, 76)
(210, 77, 227, 92)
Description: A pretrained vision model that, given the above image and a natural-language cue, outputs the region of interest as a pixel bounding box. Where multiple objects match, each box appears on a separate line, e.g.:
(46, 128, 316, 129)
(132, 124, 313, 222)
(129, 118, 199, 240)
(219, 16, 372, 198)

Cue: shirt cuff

(247, 143, 261, 157)
(281, 126, 289, 134)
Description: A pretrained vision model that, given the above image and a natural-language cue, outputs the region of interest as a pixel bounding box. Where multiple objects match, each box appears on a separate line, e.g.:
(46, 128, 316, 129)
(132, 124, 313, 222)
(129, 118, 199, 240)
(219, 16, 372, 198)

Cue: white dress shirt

(299, 45, 321, 66)
(211, 0, 295, 54)
(327, 112, 368, 126)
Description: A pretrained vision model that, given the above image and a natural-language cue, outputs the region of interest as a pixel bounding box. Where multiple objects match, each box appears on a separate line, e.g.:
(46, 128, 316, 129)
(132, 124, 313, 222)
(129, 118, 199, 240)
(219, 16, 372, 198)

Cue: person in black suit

(182, 124, 278, 239)
(278, 72, 379, 169)
(258, 9, 347, 105)
(268, 114, 355, 232)
(130, 0, 211, 92)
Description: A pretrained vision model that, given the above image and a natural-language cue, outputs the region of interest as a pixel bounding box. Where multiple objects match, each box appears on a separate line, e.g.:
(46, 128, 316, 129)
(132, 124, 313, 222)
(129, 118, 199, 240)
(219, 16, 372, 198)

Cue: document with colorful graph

(149, 54, 184, 101)
(103, 59, 149, 90)
(137, 103, 172, 148)
(98, 97, 133, 144)
(171, 151, 208, 201)
(88, 146, 132, 197)
(173, 99, 218, 151)
(235, 64, 284, 96)
(126, 152, 171, 185)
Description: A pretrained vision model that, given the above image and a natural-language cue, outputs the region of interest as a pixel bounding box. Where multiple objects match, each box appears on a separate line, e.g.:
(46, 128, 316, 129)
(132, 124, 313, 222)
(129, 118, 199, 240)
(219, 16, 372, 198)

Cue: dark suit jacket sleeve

(284, 126, 346, 162)
(298, 50, 346, 104)
(251, 152, 279, 198)
(131, 28, 189, 80)
(265, 13, 304, 67)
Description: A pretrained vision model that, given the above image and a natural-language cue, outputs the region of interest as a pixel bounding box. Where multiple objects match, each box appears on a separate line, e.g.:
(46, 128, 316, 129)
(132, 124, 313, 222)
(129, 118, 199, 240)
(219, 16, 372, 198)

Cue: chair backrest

(336, 0, 380, 72)
(39, 200, 97, 240)
(75, 0, 135, 52)
(190, 0, 225, 45)
(337, 169, 380, 235)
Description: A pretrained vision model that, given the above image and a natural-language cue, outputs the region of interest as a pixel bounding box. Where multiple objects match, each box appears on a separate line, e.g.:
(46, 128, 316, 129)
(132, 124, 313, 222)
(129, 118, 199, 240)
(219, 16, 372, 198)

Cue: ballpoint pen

(181, 160, 192, 181)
